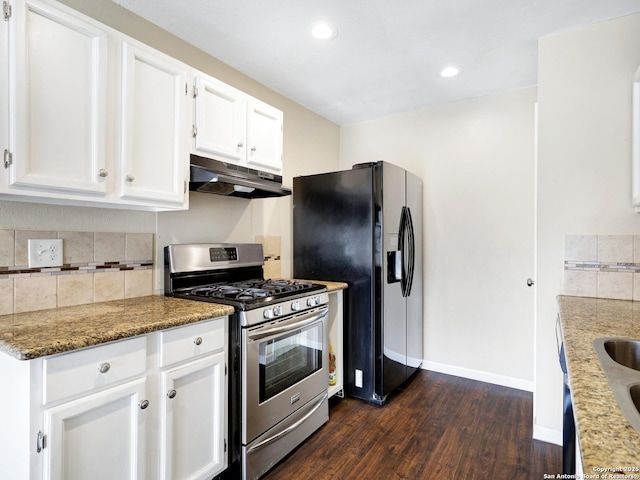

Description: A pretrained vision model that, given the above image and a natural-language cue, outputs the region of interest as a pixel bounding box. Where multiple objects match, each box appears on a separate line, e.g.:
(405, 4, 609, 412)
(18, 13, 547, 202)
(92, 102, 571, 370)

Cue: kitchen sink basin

(603, 339, 640, 371)
(631, 384, 640, 411)
(593, 338, 640, 433)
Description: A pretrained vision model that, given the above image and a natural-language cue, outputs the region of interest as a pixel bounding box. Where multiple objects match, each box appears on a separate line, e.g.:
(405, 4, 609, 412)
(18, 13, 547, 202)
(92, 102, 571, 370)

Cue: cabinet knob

(250, 146, 257, 152)
(527, 278, 534, 287)
(139, 399, 149, 410)
(167, 389, 177, 399)
(98, 362, 111, 374)
(194, 336, 203, 346)
(125, 174, 135, 182)
(98, 168, 109, 178)
(237, 141, 244, 148)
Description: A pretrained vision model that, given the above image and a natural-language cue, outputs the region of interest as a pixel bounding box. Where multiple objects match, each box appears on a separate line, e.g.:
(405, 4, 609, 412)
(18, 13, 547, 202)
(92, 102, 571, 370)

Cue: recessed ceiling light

(308, 21, 338, 41)
(440, 66, 463, 78)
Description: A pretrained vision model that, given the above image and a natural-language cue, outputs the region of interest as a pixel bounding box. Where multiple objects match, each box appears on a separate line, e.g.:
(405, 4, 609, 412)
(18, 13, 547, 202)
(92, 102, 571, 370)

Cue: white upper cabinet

(1, 0, 285, 209)
(193, 74, 246, 164)
(1, 0, 190, 210)
(0, 1, 8, 191)
(9, 0, 108, 196)
(246, 97, 283, 172)
(193, 71, 283, 174)
(119, 39, 190, 206)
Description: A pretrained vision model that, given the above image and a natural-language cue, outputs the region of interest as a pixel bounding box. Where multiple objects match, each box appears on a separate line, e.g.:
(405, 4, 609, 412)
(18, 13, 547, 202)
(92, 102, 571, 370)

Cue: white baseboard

(532, 424, 562, 446)
(423, 360, 534, 392)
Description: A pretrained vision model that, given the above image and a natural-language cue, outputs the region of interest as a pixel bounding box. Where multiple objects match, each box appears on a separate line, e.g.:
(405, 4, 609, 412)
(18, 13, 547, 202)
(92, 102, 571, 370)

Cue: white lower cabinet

(0, 316, 228, 480)
(40, 336, 148, 480)
(160, 353, 226, 480)
(43, 378, 148, 480)
(154, 317, 228, 480)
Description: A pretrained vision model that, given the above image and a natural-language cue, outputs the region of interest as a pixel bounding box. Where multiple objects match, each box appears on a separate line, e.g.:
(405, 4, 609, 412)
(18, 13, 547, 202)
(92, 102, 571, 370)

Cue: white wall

(535, 12, 640, 442)
(340, 87, 537, 390)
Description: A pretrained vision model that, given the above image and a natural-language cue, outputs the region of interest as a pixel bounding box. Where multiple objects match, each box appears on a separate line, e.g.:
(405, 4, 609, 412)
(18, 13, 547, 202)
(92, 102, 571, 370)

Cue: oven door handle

(246, 308, 329, 341)
(246, 392, 329, 454)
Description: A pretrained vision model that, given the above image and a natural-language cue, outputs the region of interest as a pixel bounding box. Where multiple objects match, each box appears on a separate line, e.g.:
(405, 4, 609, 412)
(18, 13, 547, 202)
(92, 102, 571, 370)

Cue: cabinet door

(10, 0, 108, 195)
(160, 352, 226, 480)
(0, 1, 8, 191)
(43, 378, 147, 480)
(119, 40, 189, 206)
(246, 98, 283, 173)
(193, 74, 246, 164)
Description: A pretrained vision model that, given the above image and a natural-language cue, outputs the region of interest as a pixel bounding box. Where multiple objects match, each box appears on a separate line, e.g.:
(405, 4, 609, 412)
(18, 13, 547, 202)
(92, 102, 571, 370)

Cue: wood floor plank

(262, 370, 561, 479)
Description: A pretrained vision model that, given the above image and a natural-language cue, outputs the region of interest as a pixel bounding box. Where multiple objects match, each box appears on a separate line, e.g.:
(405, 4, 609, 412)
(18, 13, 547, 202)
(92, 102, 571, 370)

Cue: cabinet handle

(36, 431, 46, 453)
(3, 149, 12, 169)
(194, 336, 203, 346)
(167, 389, 177, 399)
(98, 168, 108, 178)
(98, 362, 111, 374)
(125, 174, 135, 182)
(139, 399, 149, 410)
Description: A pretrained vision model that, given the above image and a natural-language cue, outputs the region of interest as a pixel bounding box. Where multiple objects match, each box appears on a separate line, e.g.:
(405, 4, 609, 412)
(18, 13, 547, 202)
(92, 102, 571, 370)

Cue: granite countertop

(291, 279, 348, 292)
(557, 295, 640, 473)
(0, 296, 234, 361)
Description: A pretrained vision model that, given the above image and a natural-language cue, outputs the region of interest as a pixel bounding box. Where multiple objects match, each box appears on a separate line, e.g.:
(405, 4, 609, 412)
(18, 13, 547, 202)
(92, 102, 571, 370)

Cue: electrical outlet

(28, 239, 63, 268)
(355, 369, 363, 388)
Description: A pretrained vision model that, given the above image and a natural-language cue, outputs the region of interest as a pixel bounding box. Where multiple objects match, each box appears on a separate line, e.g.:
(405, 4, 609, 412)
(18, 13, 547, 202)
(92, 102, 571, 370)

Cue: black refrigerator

(293, 161, 423, 405)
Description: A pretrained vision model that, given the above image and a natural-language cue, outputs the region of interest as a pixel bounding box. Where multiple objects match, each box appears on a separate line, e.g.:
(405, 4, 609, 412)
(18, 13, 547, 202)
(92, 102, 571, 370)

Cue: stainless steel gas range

(164, 243, 330, 480)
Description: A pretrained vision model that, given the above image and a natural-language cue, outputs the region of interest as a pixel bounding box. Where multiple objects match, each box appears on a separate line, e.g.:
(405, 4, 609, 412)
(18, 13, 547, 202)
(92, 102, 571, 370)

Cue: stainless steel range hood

(189, 154, 291, 199)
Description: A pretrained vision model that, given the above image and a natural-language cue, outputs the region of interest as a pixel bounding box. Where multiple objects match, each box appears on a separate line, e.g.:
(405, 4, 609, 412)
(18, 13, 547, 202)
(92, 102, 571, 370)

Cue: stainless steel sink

(593, 338, 640, 433)
(603, 339, 640, 371)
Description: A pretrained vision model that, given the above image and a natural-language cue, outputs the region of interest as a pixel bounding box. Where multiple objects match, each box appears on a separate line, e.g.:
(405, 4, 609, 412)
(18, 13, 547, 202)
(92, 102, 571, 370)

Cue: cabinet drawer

(43, 336, 146, 404)
(160, 317, 226, 368)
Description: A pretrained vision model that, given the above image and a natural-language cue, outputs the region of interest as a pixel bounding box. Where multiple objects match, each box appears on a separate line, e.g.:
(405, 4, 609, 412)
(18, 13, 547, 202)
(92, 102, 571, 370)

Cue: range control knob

(273, 305, 283, 317)
(291, 301, 301, 311)
(263, 308, 274, 320)
(307, 297, 317, 307)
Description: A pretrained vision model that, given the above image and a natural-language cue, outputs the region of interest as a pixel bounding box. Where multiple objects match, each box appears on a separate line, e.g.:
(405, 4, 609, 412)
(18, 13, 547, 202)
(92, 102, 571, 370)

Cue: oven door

(242, 305, 329, 444)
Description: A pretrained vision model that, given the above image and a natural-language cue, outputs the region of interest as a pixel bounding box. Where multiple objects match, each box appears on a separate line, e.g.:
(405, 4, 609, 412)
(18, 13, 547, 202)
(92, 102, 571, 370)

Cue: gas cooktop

(173, 278, 326, 310)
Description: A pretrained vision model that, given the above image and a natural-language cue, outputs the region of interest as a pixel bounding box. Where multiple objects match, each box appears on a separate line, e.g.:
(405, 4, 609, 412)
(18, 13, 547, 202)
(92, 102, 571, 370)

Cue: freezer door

(293, 168, 377, 401)
(381, 162, 409, 397)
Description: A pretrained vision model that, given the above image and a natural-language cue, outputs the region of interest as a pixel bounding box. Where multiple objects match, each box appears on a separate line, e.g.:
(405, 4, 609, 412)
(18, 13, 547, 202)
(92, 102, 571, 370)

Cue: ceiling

(111, 0, 640, 126)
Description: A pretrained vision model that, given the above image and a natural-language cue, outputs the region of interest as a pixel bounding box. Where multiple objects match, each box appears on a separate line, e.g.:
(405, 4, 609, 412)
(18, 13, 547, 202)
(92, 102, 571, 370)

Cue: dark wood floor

(263, 370, 561, 479)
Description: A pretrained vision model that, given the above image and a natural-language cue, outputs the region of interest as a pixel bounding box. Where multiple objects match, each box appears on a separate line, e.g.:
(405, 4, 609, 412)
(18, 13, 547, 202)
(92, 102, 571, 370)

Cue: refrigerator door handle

(398, 207, 407, 294)
(405, 207, 416, 296)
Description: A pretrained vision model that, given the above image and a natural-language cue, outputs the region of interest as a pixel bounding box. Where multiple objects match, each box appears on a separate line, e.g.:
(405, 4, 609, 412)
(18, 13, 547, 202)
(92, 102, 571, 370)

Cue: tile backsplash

(564, 235, 640, 300)
(0, 230, 154, 315)
(255, 235, 282, 279)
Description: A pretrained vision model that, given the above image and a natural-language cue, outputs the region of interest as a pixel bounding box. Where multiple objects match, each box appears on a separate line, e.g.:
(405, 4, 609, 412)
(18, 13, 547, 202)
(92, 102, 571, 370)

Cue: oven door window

(259, 322, 323, 403)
